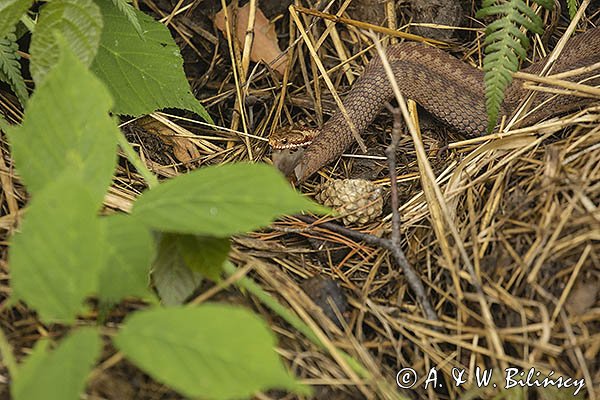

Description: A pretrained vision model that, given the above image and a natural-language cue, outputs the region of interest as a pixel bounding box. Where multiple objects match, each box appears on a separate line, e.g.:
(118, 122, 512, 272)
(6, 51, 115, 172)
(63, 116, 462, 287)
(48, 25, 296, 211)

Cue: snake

(269, 27, 600, 181)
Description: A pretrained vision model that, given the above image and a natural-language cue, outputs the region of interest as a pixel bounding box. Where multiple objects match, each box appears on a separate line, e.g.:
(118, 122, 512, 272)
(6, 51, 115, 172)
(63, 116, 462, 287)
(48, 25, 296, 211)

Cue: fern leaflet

(476, 0, 553, 131)
(0, 31, 28, 106)
(110, 0, 143, 36)
(567, 0, 578, 19)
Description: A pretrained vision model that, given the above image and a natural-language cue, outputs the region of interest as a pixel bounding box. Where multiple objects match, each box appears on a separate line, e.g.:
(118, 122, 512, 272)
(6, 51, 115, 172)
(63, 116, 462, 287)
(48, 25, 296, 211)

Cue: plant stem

(116, 132, 159, 189)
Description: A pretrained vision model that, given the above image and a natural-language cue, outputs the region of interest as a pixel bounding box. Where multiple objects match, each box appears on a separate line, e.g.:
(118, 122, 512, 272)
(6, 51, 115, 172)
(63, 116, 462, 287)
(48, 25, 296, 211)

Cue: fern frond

(567, 0, 578, 19)
(110, 0, 143, 36)
(0, 31, 28, 107)
(535, 0, 555, 9)
(476, 0, 554, 132)
(0, 0, 33, 42)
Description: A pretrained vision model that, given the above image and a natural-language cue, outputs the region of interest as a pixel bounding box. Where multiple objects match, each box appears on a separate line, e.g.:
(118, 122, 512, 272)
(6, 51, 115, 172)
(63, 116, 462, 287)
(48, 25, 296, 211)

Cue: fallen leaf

(215, 3, 288, 75)
(565, 275, 599, 315)
(137, 116, 200, 166)
(169, 135, 201, 166)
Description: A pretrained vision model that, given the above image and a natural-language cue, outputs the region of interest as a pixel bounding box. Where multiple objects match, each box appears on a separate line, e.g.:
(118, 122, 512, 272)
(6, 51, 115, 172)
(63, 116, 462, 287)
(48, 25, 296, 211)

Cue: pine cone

(315, 179, 383, 225)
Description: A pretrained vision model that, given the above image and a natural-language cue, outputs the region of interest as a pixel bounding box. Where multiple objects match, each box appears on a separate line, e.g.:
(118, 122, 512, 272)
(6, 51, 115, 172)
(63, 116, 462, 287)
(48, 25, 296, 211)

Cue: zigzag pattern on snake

(271, 27, 600, 181)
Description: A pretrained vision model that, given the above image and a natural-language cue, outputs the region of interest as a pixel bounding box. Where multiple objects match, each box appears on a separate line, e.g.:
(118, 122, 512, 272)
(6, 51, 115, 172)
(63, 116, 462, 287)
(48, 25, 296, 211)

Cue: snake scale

(271, 27, 600, 181)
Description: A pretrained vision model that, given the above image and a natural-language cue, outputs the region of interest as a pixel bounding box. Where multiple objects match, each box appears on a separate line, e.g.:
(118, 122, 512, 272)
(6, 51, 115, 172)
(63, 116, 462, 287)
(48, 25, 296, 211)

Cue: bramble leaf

(99, 214, 157, 305)
(177, 235, 230, 281)
(132, 163, 329, 236)
(7, 43, 117, 323)
(12, 328, 101, 400)
(7, 40, 118, 204)
(9, 175, 107, 323)
(152, 233, 204, 305)
(30, 0, 102, 84)
(115, 305, 309, 399)
(91, 0, 211, 121)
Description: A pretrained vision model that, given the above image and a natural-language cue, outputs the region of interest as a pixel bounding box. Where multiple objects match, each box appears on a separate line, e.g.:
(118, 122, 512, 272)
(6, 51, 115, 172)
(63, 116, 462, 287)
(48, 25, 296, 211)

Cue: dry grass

(1, 0, 599, 399)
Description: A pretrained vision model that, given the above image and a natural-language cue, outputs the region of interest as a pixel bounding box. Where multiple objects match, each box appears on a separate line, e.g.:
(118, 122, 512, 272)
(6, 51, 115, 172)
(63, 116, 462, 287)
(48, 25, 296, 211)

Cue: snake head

(269, 126, 320, 149)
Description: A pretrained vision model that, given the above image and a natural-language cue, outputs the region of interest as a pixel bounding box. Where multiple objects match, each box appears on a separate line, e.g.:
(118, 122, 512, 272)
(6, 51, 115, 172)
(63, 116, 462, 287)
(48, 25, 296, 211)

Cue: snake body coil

(280, 28, 600, 181)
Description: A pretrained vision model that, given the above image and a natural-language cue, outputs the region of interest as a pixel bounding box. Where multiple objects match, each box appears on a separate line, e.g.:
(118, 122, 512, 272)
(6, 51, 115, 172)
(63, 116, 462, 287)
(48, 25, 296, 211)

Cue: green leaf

(531, 0, 555, 10)
(0, 31, 28, 106)
(152, 233, 203, 305)
(476, 4, 509, 18)
(177, 235, 230, 281)
(0, 0, 33, 42)
(12, 328, 101, 400)
(29, 0, 102, 84)
(99, 214, 157, 304)
(114, 305, 309, 399)
(475, 0, 549, 132)
(132, 163, 328, 236)
(7, 41, 118, 204)
(566, 0, 578, 19)
(91, 0, 211, 121)
(9, 175, 107, 323)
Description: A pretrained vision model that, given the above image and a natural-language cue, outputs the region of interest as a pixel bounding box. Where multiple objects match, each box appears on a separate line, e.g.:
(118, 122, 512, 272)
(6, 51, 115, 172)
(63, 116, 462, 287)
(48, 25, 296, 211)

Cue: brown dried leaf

(565, 276, 599, 315)
(214, 3, 288, 75)
(169, 135, 201, 166)
(137, 116, 200, 166)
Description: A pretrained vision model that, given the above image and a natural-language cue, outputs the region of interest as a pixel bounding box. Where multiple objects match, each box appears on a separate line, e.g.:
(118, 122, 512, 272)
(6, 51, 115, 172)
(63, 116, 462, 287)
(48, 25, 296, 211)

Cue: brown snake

(270, 27, 600, 181)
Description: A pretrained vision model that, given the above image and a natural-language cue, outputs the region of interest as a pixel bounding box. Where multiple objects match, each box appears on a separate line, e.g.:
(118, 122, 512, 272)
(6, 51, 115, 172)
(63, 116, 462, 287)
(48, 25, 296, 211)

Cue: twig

(382, 105, 440, 322)
(294, 5, 448, 46)
(384, 103, 402, 250)
(294, 215, 439, 322)
(366, 30, 507, 361)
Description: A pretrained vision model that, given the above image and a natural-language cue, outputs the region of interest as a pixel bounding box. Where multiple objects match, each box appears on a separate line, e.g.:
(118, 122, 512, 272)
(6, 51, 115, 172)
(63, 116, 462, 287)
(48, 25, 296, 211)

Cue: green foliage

(29, 0, 102, 84)
(99, 214, 157, 304)
(9, 174, 107, 323)
(8, 44, 117, 323)
(476, 0, 553, 131)
(0, 0, 33, 41)
(1, 0, 210, 121)
(567, 0, 578, 19)
(151, 233, 231, 304)
(114, 305, 310, 399)
(0, 31, 27, 106)
(2, 1, 325, 398)
(111, 0, 143, 35)
(91, 0, 211, 120)
(152, 233, 204, 305)
(11, 328, 101, 400)
(132, 163, 328, 236)
(178, 235, 230, 280)
(7, 41, 118, 204)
